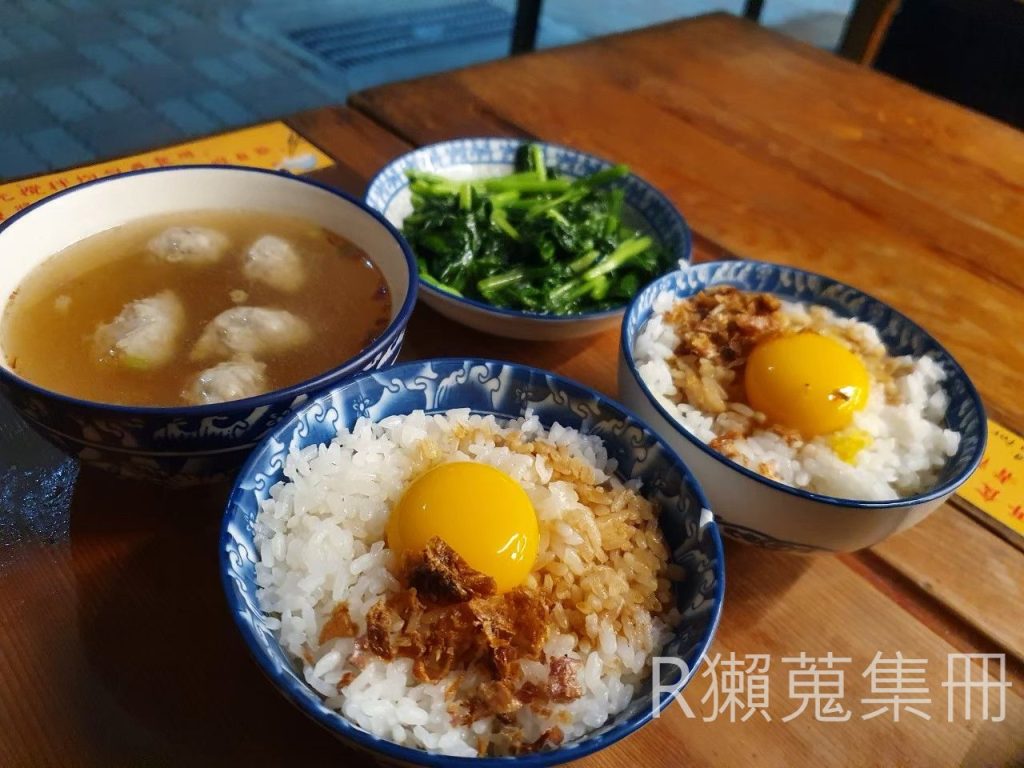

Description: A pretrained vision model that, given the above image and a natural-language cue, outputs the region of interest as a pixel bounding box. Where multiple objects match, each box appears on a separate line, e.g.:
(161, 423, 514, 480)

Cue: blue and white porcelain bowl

(222, 358, 723, 766)
(365, 138, 691, 341)
(619, 260, 986, 553)
(0, 166, 417, 485)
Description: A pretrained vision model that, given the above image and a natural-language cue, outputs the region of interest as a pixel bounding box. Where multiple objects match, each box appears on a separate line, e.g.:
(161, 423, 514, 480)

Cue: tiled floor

(0, 0, 851, 181)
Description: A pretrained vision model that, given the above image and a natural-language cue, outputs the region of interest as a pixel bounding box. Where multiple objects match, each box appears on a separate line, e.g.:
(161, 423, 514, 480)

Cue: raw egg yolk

(744, 332, 870, 437)
(385, 462, 538, 593)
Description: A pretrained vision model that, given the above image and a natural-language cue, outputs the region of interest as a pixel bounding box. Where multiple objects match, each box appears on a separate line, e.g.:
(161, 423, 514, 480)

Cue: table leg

(511, 0, 544, 54)
(743, 0, 766, 21)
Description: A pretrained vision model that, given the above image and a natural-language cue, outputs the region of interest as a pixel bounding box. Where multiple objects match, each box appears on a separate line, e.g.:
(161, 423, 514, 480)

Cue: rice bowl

(256, 409, 680, 756)
(222, 358, 723, 764)
(618, 261, 986, 552)
(633, 288, 961, 501)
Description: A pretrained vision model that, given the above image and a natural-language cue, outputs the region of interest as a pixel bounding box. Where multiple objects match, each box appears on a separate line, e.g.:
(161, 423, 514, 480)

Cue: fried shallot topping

(666, 285, 782, 365)
(506, 726, 565, 755)
(517, 656, 584, 705)
(547, 656, 584, 702)
(470, 588, 549, 678)
(461, 679, 523, 725)
(365, 598, 397, 660)
(662, 286, 784, 414)
(355, 536, 556, 733)
(402, 586, 552, 686)
(363, 588, 427, 661)
(406, 536, 497, 603)
(413, 602, 481, 683)
(318, 601, 358, 644)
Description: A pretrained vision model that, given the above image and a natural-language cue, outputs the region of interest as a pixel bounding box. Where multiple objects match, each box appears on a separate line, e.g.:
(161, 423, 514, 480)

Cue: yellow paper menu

(0, 121, 334, 222)
(959, 419, 1024, 538)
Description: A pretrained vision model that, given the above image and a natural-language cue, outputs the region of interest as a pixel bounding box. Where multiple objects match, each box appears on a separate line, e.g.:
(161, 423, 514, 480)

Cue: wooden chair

(838, 0, 902, 63)
(518, 0, 900, 65)
(743, 0, 901, 64)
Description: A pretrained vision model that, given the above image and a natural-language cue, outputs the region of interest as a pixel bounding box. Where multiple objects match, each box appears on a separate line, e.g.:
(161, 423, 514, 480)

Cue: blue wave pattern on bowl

(222, 359, 723, 767)
(624, 260, 986, 505)
(713, 520, 821, 552)
(0, 328, 405, 485)
(365, 137, 692, 289)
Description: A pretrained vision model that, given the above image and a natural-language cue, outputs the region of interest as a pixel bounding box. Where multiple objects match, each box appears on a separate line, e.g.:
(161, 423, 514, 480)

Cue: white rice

(635, 292, 961, 500)
(254, 409, 672, 756)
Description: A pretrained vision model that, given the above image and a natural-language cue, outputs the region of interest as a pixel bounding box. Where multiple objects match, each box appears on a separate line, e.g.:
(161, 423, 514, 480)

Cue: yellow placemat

(0, 121, 334, 222)
(959, 419, 1024, 539)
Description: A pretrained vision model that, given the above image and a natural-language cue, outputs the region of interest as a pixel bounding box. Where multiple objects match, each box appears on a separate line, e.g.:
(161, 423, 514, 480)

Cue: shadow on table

(400, 302, 601, 373)
(719, 538, 815, 623)
(959, 716, 1024, 768)
(67, 467, 372, 766)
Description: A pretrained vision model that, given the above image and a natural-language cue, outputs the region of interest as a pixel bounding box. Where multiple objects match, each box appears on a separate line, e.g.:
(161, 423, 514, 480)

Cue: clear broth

(2, 210, 392, 406)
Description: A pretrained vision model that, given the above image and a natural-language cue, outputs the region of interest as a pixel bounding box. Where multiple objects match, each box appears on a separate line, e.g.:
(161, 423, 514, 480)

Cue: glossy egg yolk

(385, 462, 538, 593)
(744, 332, 870, 437)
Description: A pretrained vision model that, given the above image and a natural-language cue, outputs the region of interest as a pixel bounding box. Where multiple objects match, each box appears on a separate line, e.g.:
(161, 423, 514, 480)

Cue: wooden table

(1, 13, 1021, 767)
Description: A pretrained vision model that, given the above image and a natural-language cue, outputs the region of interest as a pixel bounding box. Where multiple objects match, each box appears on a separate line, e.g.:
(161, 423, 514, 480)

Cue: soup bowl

(0, 165, 417, 485)
(222, 357, 723, 765)
(618, 260, 987, 552)
(365, 138, 691, 341)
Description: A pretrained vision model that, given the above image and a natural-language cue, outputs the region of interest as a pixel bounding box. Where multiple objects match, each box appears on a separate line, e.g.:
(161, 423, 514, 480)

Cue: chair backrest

(839, 0, 902, 63)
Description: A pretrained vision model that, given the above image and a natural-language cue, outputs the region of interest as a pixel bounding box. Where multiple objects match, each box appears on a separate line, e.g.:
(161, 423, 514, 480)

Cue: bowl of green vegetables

(365, 138, 690, 340)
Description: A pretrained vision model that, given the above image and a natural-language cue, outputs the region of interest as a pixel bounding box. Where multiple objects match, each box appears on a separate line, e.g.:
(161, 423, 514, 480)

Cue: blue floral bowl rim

(220, 356, 725, 767)
(364, 136, 692, 323)
(619, 259, 987, 510)
(0, 164, 419, 416)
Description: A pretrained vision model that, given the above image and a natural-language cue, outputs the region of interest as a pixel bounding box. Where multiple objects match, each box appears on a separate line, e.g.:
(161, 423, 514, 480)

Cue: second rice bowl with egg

(223, 359, 722, 763)
(633, 286, 959, 501)
(619, 260, 986, 552)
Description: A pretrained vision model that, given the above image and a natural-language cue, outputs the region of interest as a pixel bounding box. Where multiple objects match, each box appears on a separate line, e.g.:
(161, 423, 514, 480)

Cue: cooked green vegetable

(400, 144, 671, 314)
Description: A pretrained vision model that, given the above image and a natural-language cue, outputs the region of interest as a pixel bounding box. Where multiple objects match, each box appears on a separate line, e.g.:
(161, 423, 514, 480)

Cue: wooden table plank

(583, 34, 1021, 292)
(871, 505, 1024, 659)
(642, 543, 1024, 768)
(608, 16, 1024, 247)
(0, 475, 368, 767)
(350, 15, 1024, 428)
(286, 106, 413, 194)
(356, 13, 1024, 250)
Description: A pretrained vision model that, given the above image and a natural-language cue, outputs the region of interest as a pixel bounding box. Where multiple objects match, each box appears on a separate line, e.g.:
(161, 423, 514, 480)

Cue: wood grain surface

(1, 14, 1022, 767)
(351, 14, 1024, 432)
